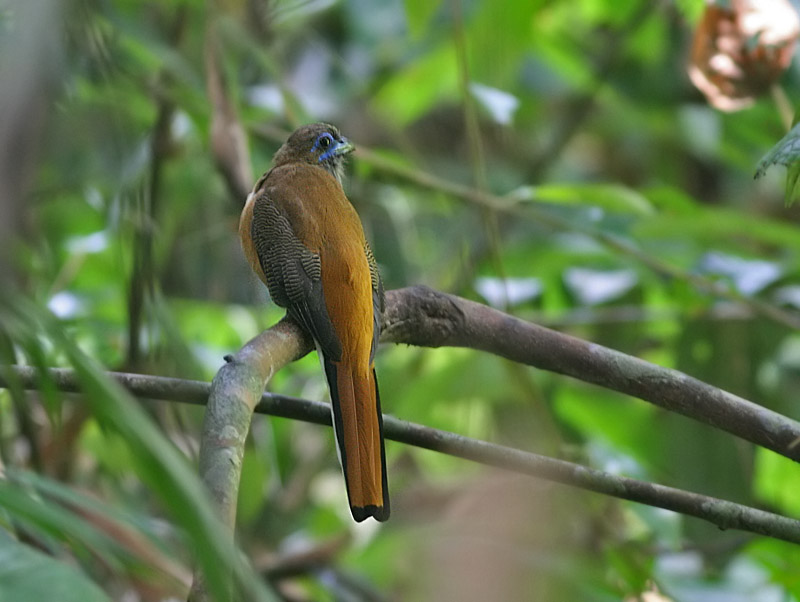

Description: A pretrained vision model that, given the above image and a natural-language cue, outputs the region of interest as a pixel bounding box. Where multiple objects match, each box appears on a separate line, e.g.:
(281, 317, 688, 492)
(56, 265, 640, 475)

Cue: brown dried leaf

(688, 0, 800, 111)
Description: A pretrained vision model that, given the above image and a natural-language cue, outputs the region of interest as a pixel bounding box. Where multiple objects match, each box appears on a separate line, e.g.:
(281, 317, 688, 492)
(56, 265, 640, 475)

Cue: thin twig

(448, 0, 508, 307)
(14, 285, 799, 463)
(10, 285, 800, 601)
(364, 140, 800, 331)
(252, 123, 800, 330)
(3, 362, 800, 545)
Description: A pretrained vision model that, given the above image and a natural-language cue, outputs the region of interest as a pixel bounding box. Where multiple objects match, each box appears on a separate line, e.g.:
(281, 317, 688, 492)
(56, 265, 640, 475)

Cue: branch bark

(6, 285, 800, 601)
(4, 363, 800, 547)
(187, 317, 310, 601)
(384, 286, 800, 461)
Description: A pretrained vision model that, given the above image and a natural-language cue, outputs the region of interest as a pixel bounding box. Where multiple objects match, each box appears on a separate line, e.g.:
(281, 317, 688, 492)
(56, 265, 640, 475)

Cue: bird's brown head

(273, 123, 355, 183)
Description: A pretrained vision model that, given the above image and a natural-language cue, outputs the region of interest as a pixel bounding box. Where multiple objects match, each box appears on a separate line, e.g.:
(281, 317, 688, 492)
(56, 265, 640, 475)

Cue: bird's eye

(318, 134, 332, 149)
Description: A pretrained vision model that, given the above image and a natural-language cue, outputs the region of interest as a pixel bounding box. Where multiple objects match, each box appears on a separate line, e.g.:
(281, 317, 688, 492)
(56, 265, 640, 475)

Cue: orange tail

(323, 359, 389, 522)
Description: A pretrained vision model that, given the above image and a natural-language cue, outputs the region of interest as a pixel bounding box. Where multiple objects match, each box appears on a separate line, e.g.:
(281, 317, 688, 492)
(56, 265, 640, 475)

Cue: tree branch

(384, 286, 800, 462)
(4, 363, 800, 547)
(254, 123, 800, 331)
(187, 316, 310, 601)
(7, 285, 800, 601)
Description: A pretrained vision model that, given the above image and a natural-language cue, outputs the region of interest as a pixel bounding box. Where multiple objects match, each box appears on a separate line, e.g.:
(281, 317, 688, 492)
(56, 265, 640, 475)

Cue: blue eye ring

(312, 133, 335, 160)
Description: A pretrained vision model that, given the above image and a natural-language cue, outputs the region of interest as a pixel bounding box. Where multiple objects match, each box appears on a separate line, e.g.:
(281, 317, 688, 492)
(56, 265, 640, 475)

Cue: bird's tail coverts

(323, 358, 389, 522)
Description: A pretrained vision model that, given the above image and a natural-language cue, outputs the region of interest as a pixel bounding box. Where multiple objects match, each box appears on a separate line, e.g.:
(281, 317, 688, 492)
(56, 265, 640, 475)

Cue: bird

(239, 123, 389, 522)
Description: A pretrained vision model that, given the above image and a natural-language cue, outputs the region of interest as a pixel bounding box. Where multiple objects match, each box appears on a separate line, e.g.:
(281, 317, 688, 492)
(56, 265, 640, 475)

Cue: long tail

(323, 359, 389, 522)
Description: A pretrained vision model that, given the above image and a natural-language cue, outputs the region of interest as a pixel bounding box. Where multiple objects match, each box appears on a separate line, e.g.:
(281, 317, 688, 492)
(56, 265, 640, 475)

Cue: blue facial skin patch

(311, 133, 336, 162)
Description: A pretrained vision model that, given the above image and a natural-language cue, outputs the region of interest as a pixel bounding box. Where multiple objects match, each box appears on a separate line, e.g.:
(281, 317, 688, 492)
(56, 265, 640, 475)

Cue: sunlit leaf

(373, 45, 459, 126)
(469, 83, 520, 125)
(753, 448, 800, 516)
(675, 0, 706, 23)
(513, 183, 654, 216)
(747, 539, 800, 597)
(403, 0, 442, 38)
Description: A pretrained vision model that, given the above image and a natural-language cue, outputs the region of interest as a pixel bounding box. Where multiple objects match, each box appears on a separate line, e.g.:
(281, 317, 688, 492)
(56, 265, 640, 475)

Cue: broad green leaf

(373, 44, 459, 126)
(466, 0, 538, 86)
(753, 448, 800, 517)
(0, 533, 110, 602)
(1, 298, 275, 602)
(674, 0, 705, 23)
(747, 539, 800, 598)
(634, 207, 800, 253)
(0, 480, 123, 567)
(553, 386, 665, 474)
(403, 0, 442, 38)
(755, 122, 800, 206)
(514, 183, 655, 216)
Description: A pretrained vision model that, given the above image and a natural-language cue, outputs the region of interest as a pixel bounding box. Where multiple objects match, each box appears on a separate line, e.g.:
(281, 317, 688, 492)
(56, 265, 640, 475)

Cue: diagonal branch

(6, 285, 800, 601)
(384, 286, 800, 462)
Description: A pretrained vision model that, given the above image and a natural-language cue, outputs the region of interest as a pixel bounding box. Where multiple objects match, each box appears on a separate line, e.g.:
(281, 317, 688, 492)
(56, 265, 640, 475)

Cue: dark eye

(318, 134, 332, 149)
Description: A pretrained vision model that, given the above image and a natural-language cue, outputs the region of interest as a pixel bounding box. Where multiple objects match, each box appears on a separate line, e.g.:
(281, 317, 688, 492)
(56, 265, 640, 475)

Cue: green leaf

(747, 539, 800, 598)
(634, 206, 800, 253)
(754, 122, 800, 206)
(1, 297, 276, 602)
(674, 0, 705, 23)
(403, 0, 442, 38)
(373, 44, 459, 126)
(786, 162, 800, 207)
(553, 386, 665, 473)
(753, 448, 800, 516)
(0, 532, 111, 602)
(514, 183, 655, 216)
(466, 0, 538, 86)
(0, 479, 123, 567)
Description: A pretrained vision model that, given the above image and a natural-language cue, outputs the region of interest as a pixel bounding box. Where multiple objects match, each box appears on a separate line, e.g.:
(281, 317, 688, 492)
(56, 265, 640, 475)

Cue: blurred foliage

(2, 0, 800, 600)
(756, 120, 800, 207)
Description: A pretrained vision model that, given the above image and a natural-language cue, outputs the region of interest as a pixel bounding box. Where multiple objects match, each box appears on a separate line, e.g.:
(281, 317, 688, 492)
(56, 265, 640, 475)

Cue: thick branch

(7, 284, 800, 601)
(383, 286, 800, 462)
(4, 363, 800, 545)
(188, 317, 310, 601)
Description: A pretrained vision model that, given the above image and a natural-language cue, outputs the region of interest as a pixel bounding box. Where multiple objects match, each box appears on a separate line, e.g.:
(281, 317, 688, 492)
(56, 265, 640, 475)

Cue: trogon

(239, 123, 389, 522)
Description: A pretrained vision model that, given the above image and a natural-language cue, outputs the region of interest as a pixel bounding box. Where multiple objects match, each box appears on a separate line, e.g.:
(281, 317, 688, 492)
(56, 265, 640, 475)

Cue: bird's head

(273, 123, 355, 183)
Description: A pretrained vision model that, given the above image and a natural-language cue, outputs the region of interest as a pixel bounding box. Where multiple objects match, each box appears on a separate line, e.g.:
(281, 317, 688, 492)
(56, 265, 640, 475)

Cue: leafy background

(2, 0, 800, 600)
